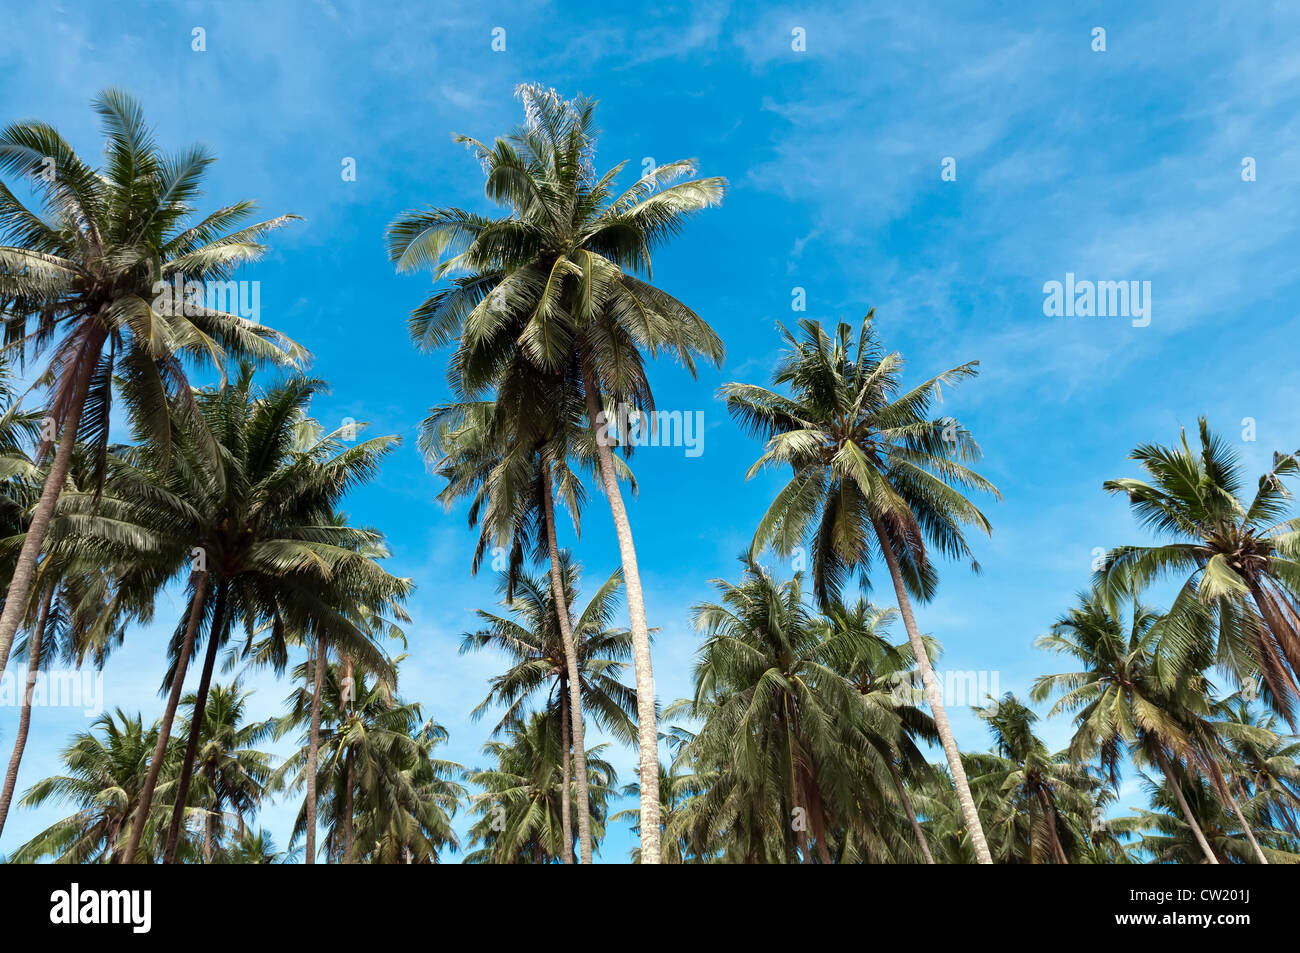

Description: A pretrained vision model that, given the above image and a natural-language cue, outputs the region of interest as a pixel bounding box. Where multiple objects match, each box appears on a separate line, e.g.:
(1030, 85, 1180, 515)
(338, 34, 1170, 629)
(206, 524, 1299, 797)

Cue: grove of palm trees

(0, 6, 1296, 899)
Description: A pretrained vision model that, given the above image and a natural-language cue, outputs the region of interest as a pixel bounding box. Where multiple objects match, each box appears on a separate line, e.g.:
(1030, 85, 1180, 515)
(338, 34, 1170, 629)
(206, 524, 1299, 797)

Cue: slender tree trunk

(164, 577, 229, 863)
(0, 586, 54, 839)
(305, 628, 326, 864)
(343, 747, 355, 865)
(559, 679, 574, 864)
(202, 763, 216, 863)
(580, 357, 660, 863)
(541, 463, 592, 863)
(1153, 745, 1219, 864)
(1212, 764, 1268, 864)
(871, 514, 993, 864)
(886, 758, 935, 864)
(120, 570, 210, 864)
(0, 330, 103, 679)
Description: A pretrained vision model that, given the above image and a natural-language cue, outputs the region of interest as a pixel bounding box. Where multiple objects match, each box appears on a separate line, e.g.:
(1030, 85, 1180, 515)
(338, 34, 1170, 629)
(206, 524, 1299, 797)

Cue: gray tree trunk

(120, 570, 210, 863)
(581, 358, 660, 863)
(871, 513, 993, 864)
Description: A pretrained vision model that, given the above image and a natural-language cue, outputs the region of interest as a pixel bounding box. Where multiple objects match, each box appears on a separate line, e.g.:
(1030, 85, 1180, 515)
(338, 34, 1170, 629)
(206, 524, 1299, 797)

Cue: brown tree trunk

(202, 762, 216, 862)
(0, 329, 104, 679)
(559, 678, 574, 864)
(120, 570, 210, 863)
(580, 357, 660, 863)
(871, 513, 993, 864)
(343, 747, 355, 865)
(305, 628, 327, 864)
(541, 463, 592, 863)
(164, 577, 229, 863)
(1212, 763, 1268, 864)
(0, 586, 55, 839)
(887, 758, 935, 864)
(1153, 745, 1219, 864)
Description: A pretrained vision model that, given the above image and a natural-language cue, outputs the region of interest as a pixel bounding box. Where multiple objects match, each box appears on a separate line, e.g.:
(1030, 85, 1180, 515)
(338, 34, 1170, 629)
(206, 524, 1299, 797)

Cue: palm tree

(967, 694, 1093, 863)
(819, 598, 940, 863)
(1032, 589, 1224, 863)
(0, 89, 305, 681)
(10, 710, 160, 862)
(58, 369, 406, 862)
(388, 85, 725, 859)
(722, 312, 999, 863)
(686, 562, 882, 863)
(177, 681, 273, 862)
(466, 711, 617, 864)
(1111, 772, 1299, 863)
(274, 661, 462, 863)
(461, 554, 637, 863)
(212, 827, 296, 864)
(424, 369, 614, 863)
(1101, 420, 1300, 723)
(1215, 700, 1300, 838)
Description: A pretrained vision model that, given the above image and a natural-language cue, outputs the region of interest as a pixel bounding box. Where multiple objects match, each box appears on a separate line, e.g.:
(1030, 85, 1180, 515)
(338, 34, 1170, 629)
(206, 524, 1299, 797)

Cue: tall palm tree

(10, 710, 160, 863)
(388, 86, 725, 859)
(424, 367, 615, 863)
(0, 89, 305, 680)
(461, 554, 637, 862)
(1032, 589, 1224, 863)
(58, 369, 405, 862)
(1101, 420, 1300, 723)
(722, 312, 999, 863)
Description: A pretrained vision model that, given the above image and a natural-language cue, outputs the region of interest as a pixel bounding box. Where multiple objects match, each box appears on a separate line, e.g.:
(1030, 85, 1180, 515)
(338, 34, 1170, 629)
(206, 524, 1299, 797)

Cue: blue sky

(2, 0, 1299, 861)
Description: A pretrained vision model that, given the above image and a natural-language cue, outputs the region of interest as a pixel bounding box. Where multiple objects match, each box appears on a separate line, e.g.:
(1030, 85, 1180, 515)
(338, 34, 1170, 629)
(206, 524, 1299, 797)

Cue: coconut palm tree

(1101, 420, 1300, 723)
(818, 598, 940, 863)
(466, 711, 617, 864)
(722, 312, 999, 863)
(1111, 771, 1300, 863)
(0, 89, 306, 681)
(1032, 589, 1225, 863)
(10, 710, 161, 862)
(388, 86, 725, 860)
(687, 562, 890, 863)
(1214, 700, 1300, 838)
(967, 694, 1094, 864)
(461, 553, 637, 864)
(424, 368, 617, 863)
(176, 681, 273, 862)
(274, 661, 461, 863)
(55, 368, 406, 863)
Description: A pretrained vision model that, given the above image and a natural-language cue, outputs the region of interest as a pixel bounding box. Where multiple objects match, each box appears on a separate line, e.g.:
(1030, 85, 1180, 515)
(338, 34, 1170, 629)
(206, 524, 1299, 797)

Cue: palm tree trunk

(886, 758, 935, 864)
(343, 747, 355, 864)
(541, 462, 592, 863)
(305, 628, 327, 864)
(0, 586, 54, 839)
(871, 513, 993, 864)
(163, 577, 229, 863)
(559, 679, 574, 864)
(202, 763, 216, 862)
(1209, 762, 1268, 864)
(1153, 745, 1219, 864)
(120, 570, 210, 863)
(580, 357, 660, 863)
(0, 331, 103, 680)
